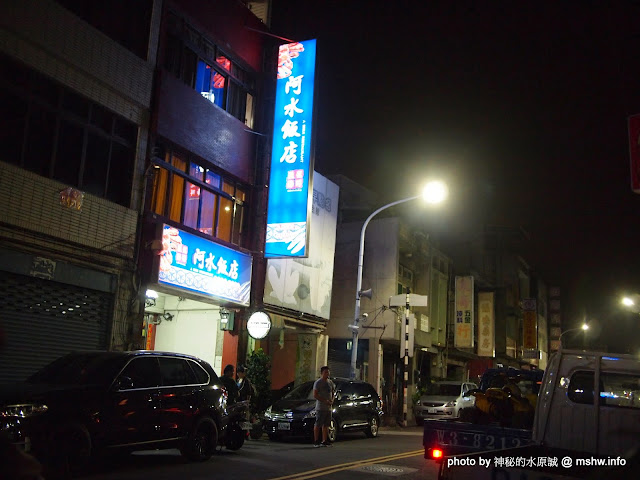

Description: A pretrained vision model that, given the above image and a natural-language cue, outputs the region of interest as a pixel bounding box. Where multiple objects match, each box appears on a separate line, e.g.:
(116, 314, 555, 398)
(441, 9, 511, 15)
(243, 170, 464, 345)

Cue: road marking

(353, 463, 419, 477)
(267, 449, 424, 480)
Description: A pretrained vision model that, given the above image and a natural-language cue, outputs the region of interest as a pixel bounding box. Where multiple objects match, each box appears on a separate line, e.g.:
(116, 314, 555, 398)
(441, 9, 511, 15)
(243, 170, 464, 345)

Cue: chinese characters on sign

(157, 225, 252, 305)
(477, 292, 495, 357)
(454, 276, 474, 348)
(522, 298, 538, 350)
(265, 39, 317, 257)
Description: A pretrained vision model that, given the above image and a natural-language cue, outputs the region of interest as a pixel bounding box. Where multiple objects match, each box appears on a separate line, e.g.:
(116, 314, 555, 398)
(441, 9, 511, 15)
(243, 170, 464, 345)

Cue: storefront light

(145, 289, 158, 308)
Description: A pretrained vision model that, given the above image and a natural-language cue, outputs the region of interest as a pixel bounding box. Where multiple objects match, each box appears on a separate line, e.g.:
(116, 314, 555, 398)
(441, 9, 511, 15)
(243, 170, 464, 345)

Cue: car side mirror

(116, 376, 134, 390)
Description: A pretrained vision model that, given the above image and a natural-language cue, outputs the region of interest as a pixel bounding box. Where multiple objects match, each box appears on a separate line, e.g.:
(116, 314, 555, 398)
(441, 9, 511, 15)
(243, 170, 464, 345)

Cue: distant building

(326, 175, 452, 420)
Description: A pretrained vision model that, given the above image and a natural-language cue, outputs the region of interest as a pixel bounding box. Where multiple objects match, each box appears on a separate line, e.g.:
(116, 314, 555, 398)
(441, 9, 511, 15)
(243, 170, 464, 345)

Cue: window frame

(567, 370, 640, 409)
(162, 12, 256, 128)
(149, 146, 249, 248)
(0, 56, 138, 208)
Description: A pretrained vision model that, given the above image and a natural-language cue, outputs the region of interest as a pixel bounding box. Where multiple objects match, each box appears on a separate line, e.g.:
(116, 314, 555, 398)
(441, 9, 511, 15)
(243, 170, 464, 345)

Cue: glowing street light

(621, 295, 640, 313)
(621, 297, 635, 307)
(559, 323, 589, 350)
(349, 180, 448, 380)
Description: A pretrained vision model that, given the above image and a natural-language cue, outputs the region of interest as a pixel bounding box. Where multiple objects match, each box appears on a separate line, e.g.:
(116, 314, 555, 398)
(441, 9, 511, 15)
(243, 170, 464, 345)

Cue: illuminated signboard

(454, 276, 474, 349)
(264, 173, 338, 319)
(158, 225, 252, 305)
(265, 39, 317, 257)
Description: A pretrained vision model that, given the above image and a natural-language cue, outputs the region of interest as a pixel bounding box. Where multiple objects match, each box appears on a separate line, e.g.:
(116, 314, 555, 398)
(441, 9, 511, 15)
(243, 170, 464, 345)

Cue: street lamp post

(558, 323, 589, 350)
(349, 181, 448, 380)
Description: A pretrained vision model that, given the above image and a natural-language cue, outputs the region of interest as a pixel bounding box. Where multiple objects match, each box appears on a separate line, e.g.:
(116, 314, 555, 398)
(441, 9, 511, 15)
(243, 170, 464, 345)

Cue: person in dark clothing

(236, 365, 254, 402)
(221, 364, 239, 404)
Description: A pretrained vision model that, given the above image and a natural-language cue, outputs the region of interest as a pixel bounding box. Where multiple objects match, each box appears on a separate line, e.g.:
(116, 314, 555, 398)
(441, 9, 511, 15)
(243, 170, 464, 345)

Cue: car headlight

(415, 400, 421, 406)
(444, 401, 456, 407)
(1, 404, 48, 418)
(303, 410, 316, 419)
(263, 406, 272, 419)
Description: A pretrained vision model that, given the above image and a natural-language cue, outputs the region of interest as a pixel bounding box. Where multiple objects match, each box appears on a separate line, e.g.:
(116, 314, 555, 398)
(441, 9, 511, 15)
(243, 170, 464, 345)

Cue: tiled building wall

(0, 0, 155, 122)
(0, 161, 138, 260)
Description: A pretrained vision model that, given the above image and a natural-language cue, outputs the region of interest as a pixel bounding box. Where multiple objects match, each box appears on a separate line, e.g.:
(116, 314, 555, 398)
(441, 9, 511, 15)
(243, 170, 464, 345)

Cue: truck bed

(423, 418, 532, 459)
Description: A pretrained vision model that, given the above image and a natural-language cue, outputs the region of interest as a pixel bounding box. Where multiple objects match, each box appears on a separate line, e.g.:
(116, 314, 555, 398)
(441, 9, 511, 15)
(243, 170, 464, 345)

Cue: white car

(414, 381, 478, 424)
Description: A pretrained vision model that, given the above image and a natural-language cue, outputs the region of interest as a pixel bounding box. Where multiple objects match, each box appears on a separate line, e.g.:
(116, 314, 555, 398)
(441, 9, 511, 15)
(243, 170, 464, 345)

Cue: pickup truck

(423, 367, 542, 460)
(436, 348, 640, 479)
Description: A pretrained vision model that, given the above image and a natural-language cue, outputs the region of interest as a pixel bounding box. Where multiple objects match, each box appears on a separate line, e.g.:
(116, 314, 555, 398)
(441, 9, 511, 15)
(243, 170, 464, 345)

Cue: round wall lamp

(247, 311, 271, 339)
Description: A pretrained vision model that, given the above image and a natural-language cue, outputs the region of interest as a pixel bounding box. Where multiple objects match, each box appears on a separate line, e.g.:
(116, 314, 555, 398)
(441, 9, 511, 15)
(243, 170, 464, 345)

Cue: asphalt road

(85, 426, 440, 480)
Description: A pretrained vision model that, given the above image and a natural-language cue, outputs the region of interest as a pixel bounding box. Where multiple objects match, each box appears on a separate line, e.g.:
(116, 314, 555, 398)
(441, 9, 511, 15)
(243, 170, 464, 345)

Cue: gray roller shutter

(0, 271, 111, 384)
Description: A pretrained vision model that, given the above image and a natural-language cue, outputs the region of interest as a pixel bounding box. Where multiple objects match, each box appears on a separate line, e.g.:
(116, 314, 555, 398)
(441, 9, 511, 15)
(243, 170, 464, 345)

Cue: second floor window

(0, 55, 137, 208)
(150, 149, 247, 248)
(163, 13, 256, 129)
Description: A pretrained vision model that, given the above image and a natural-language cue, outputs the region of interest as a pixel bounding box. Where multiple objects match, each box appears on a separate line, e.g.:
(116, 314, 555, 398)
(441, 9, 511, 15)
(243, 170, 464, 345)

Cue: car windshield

(282, 381, 315, 400)
(425, 383, 461, 396)
(27, 353, 127, 387)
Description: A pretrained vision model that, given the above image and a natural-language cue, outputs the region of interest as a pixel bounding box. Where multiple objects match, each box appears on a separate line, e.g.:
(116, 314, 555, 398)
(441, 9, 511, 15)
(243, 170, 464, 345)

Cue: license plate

(277, 422, 290, 431)
(428, 409, 438, 414)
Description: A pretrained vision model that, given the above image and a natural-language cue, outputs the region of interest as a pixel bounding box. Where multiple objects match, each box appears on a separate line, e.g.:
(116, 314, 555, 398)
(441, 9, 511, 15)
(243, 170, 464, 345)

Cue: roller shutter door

(0, 271, 111, 384)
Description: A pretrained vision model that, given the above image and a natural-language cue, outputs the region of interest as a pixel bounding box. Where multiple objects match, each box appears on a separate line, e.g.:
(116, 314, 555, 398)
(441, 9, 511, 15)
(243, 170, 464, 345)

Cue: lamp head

(581, 323, 589, 331)
(422, 181, 448, 204)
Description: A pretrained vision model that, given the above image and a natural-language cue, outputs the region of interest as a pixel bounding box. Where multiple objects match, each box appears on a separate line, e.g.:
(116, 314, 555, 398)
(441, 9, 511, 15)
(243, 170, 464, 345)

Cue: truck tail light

(432, 448, 443, 460)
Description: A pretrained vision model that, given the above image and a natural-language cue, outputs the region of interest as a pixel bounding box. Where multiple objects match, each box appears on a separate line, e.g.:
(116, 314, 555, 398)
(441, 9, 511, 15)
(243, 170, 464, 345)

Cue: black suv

(263, 378, 383, 442)
(0, 351, 229, 474)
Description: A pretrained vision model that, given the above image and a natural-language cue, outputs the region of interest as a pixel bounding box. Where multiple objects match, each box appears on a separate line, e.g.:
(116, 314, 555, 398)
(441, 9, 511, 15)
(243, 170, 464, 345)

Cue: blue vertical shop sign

(265, 39, 317, 257)
(157, 225, 252, 305)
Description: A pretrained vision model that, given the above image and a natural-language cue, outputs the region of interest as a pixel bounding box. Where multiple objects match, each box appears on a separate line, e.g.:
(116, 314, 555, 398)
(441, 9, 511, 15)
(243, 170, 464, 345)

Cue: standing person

(313, 366, 334, 447)
(221, 364, 239, 404)
(236, 365, 253, 403)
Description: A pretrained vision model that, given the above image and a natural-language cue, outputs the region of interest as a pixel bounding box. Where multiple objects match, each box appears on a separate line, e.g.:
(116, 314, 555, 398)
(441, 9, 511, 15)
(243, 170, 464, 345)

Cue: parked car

(270, 380, 295, 405)
(413, 380, 478, 424)
(0, 350, 230, 475)
(263, 377, 383, 442)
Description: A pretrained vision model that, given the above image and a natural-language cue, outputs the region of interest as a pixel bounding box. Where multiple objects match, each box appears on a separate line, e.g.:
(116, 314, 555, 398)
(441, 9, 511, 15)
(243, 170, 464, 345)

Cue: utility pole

(390, 291, 427, 426)
(402, 293, 411, 427)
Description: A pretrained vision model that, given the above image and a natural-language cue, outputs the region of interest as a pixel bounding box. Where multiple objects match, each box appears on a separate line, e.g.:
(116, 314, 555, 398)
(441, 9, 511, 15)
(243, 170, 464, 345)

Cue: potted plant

(245, 348, 272, 439)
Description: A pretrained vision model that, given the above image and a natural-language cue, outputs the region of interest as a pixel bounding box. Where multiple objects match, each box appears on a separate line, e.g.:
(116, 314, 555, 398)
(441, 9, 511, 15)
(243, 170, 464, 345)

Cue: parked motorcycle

(223, 400, 252, 450)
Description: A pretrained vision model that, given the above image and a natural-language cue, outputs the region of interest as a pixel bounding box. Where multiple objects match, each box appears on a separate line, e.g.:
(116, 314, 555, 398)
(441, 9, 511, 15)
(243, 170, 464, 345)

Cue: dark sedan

(0, 350, 229, 475)
(263, 377, 383, 442)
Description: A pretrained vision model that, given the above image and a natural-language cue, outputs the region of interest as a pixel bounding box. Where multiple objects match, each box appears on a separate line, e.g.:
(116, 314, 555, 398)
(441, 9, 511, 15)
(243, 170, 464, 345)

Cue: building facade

(0, 0, 161, 383)
(137, 0, 275, 374)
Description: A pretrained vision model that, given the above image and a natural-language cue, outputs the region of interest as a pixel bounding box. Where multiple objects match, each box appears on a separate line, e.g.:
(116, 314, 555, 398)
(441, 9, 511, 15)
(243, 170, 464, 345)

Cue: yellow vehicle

(461, 368, 542, 428)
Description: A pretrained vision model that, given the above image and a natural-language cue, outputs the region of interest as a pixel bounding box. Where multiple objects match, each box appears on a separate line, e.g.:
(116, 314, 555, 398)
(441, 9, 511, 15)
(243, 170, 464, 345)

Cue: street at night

(85, 429, 434, 480)
(1, 1, 640, 479)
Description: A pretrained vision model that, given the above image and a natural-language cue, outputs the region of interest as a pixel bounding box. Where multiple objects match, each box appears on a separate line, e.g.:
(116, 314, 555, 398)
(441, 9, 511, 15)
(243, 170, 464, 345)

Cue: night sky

(270, 1, 640, 346)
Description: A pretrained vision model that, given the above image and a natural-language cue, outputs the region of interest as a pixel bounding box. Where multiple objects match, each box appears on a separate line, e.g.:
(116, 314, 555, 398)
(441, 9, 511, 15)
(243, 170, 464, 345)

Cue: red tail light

(432, 448, 443, 459)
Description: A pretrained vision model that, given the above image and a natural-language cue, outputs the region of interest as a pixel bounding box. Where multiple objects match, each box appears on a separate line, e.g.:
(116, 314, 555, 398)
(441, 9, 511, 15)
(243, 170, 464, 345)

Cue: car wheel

(365, 415, 379, 438)
(48, 423, 92, 477)
(328, 418, 337, 442)
(181, 416, 218, 462)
